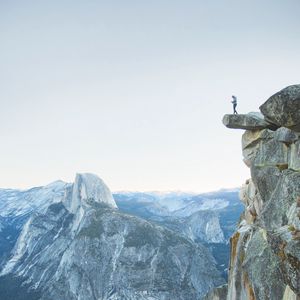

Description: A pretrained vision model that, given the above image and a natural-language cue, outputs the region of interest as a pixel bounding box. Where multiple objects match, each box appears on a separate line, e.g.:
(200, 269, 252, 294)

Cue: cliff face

(223, 85, 300, 300)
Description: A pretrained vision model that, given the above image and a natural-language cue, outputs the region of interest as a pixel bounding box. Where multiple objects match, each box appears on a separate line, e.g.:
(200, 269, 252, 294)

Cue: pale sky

(1, 0, 300, 192)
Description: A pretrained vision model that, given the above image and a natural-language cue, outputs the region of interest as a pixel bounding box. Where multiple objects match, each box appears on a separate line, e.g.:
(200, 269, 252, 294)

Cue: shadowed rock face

(221, 86, 300, 300)
(260, 84, 300, 132)
(0, 174, 224, 300)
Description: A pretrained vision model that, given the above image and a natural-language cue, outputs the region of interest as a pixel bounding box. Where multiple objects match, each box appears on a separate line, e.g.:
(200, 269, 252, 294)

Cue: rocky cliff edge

(219, 85, 300, 300)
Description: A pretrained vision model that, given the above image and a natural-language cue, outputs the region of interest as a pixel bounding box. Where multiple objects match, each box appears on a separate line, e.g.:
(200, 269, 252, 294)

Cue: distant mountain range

(0, 183, 243, 278)
(114, 189, 244, 278)
(0, 176, 242, 299)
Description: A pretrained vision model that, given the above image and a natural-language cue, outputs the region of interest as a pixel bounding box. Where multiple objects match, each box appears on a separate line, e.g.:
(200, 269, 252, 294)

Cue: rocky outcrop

(0, 174, 224, 300)
(224, 86, 300, 300)
(260, 84, 300, 132)
(222, 112, 276, 130)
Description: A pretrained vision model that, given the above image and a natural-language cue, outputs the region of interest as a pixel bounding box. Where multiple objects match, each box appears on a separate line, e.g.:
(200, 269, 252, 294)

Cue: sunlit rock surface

(222, 85, 300, 300)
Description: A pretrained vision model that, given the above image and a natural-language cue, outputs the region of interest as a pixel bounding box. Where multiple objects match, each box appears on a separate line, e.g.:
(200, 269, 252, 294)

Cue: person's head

(232, 95, 236, 98)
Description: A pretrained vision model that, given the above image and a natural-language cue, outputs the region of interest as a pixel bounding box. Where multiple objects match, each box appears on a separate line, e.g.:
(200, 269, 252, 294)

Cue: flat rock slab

(222, 112, 274, 130)
(260, 84, 300, 131)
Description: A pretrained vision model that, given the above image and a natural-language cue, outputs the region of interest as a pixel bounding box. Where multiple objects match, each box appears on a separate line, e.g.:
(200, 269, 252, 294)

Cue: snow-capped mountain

(0, 180, 69, 217)
(0, 177, 242, 290)
(0, 174, 224, 300)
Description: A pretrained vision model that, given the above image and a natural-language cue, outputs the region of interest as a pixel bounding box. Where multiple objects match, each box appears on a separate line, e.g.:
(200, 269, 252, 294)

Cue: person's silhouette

(231, 95, 238, 114)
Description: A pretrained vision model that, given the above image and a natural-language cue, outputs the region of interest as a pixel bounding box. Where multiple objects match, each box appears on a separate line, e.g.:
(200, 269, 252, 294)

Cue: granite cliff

(0, 173, 224, 300)
(218, 84, 300, 300)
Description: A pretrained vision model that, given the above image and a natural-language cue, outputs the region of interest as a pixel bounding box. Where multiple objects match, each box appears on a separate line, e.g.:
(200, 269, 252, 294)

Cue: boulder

(260, 84, 300, 131)
(222, 112, 275, 130)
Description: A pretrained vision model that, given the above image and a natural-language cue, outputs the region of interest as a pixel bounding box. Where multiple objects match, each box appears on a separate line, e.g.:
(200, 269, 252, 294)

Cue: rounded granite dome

(63, 173, 117, 213)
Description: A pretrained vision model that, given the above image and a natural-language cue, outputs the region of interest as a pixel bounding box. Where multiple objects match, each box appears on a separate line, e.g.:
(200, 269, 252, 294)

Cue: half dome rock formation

(220, 85, 300, 300)
(63, 173, 117, 213)
(0, 173, 224, 300)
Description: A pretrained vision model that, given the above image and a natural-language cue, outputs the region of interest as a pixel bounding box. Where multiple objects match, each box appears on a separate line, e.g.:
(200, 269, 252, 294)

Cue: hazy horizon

(1, 0, 300, 192)
(0, 175, 240, 194)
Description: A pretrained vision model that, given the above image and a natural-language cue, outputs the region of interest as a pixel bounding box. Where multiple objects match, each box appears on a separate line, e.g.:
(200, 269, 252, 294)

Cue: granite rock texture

(222, 112, 275, 130)
(224, 86, 300, 300)
(260, 84, 300, 132)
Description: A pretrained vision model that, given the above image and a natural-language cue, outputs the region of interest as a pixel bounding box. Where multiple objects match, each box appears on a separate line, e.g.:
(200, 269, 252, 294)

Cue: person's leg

(234, 104, 238, 114)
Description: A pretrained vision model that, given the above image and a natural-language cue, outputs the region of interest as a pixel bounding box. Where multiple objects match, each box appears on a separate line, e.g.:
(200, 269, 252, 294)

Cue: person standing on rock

(231, 95, 238, 114)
